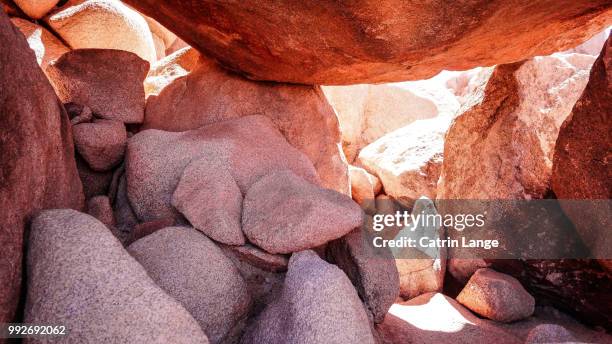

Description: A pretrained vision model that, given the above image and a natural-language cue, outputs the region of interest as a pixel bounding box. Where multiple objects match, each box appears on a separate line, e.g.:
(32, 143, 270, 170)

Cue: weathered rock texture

(10, 18, 69, 72)
(143, 52, 348, 194)
(552, 36, 612, 270)
(25, 210, 208, 343)
(144, 47, 199, 97)
(124, 0, 611, 84)
(46, 0, 157, 63)
(349, 165, 381, 214)
(0, 11, 83, 325)
(127, 115, 319, 222)
(47, 49, 149, 123)
(73, 119, 127, 171)
(14, 0, 58, 19)
(242, 250, 374, 344)
(242, 170, 363, 254)
(129, 227, 250, 344)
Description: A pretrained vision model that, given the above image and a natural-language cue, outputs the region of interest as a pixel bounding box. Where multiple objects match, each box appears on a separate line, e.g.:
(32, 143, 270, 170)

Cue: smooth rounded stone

(10, 17, 69, 73)
(326, 229, 399, 323)
(456, 268, 535, 323)
(127, 115, 320, 222)
(143, 52, 349, 195)
(376, 293, 521, 344)
(144, 46, 200, 96)
(524, 324, 576, 344)
(242, 250, 375, 344)
(552, 37, 612, 271)
(25, 210, 208, 343)
(0, 11, 84, 325)
(358, 115, 453, 206)
(171, 158, 245, 245)
(73, 119, 127, 171)
(87, 195, 115, 228)
(242, 170, 363, 254)
(349, 165, 381, 214)
(47, 49, 148, 123)
(46, 0, 157, 63)
(14, 0, 58, 19)
(124, 0, 609, 84)
(128, 227, 251, 344)
(219, 243, 288, 273)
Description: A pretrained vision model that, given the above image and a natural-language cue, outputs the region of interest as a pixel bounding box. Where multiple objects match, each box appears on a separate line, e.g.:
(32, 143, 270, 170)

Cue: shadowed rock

(73, 119, 127, 171)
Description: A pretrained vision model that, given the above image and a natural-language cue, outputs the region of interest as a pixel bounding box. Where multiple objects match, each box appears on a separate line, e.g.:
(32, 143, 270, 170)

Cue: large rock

(13, 0, 58, 19)
(552, 37, 612, 269)
(123, 0, 610, 84)
(25, 210, 208, 343)
(456, 268, 535, 322)
(47, 49, 149, 124)
(242, 170, 363, 254)
(242, 250, 375, 344)
(171, 157, 245, 245)
(127, 115, 319, 222)
(376, 293, 521, 344)
(10, 18, 69, 72)
(359, 115, 453, 206)
(327, 229, 399, 323)
(144, 47, 200, 97)
(0, 11, 83, 325)
(128, 227, 250, 344)
(323, 79, 459, 162)
(73, 119, 127, 171)
(46, 0, 157, 63)
(143, 53, 349, 194)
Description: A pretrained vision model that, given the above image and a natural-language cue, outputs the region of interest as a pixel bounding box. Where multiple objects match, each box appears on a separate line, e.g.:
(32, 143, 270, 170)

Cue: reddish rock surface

(87, 195, 115, 229)
(143, 52, 349, 194)
(73, 119, 127, 171)
(0, 11, 83, 325)
(124, 0, 610, 84)
(47, 49, 149, 123)
(552, 37, 612, 270)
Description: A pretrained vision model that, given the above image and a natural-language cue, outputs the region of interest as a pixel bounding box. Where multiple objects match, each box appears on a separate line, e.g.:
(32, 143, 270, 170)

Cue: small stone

(73, 119, 127, 171)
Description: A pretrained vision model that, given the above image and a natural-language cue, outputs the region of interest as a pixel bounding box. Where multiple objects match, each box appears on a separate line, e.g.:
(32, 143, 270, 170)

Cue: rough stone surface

(171, 158, 244, 245)
(219, 244, 288, 273)
(0, 11, 83, 325)
(327, 229, 399, 323)
(128, 227, 250, 344)
(524, 324, 576, 344)
(126, 115, 319, 222)
(124, 0, 610, 84)
(25, 210, 208, 343)
(552, 37, 612, 270)
(76, 154, 112, 199)
(10, 18, 69, 72)
(242, 170, 363, 254)
(73, 119, 127, 171)
(376, 293, 521, 344)
(456, 268, 535, 322)
(143, 53, 349, 194)
(359, 115, 453, 206)
(349, 165, 381, 214)
(242, 250, 375, 344)
(87, 195, 115, 228)
(47, 48, 149, 123)
(144, 47, 200, 97)
(125, 217, 174, 245)
(65, 102, 93, 125)
(46, 0, 157, 63)
(14, 0, 58, 19)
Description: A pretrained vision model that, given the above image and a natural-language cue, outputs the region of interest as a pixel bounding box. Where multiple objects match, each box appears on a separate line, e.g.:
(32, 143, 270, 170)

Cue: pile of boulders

(1, 0, 611, 343)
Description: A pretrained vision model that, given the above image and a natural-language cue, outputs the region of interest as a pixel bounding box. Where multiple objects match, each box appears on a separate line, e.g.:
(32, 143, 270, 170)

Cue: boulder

(73, 119, 127, 171)
(47, 49, 149, 123)
(242, 170, 363, 254)
(76, 154, 113, 199)
(524, 324, 576, 344)
(552, 37, 612, 270)
(25, 210, 208, 343)
(171, 157, 244, 245)
(349, 165, 381, 214)
(456, 268, 535, 322)
(0, 11, 83, 325)
(327, 229, 399, 323)
(143, 53, 349, 194)
(242, 250, 374, 344)
(10, 18, 69, 72)
(376, 293, 521, 344)
(128, 227, 250, 344)
(144, 47, 200, 96)
(126, 115, 319, 222)
(124, 0, 610, 84)
(46, 0, 157, 63)
(87, 195, 115, 228)
(359, 115, 453, 206)
(13, 0, 58, 19)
